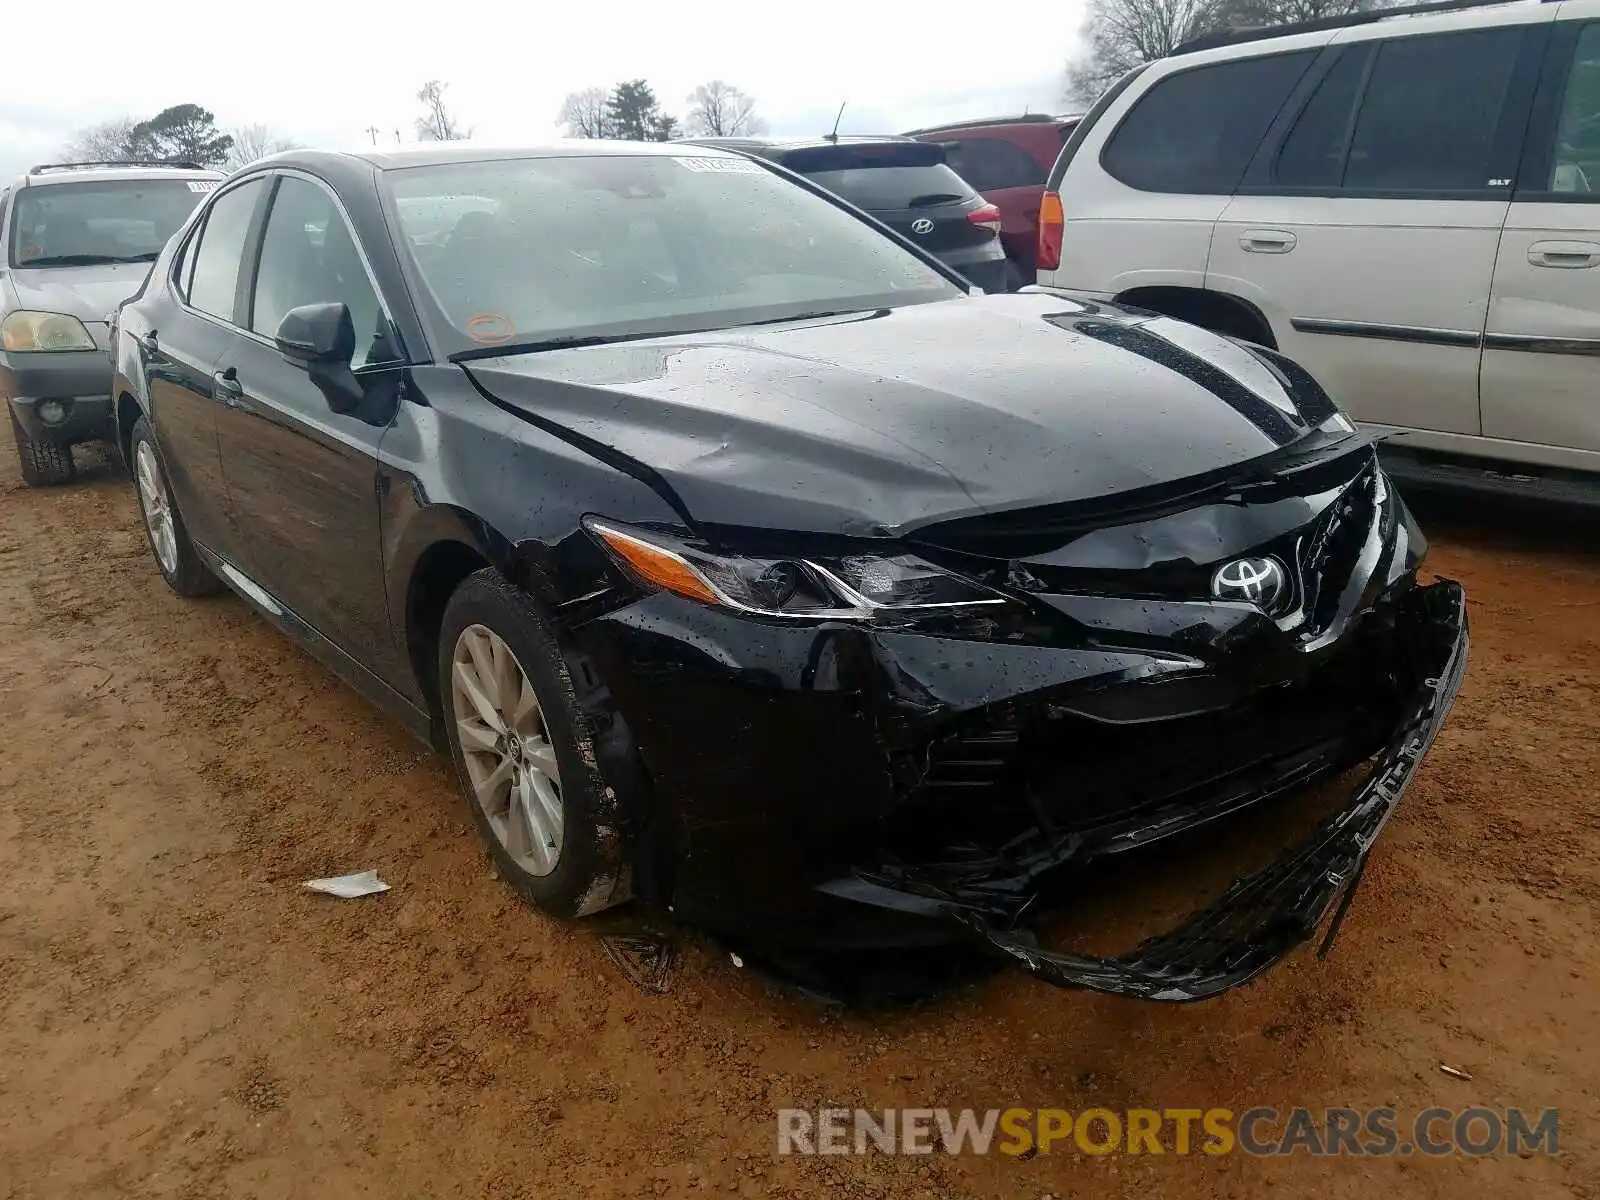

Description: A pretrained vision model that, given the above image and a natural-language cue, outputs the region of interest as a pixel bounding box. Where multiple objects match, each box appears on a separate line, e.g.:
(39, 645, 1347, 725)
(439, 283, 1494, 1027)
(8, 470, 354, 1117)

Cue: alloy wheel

(134, 441, 179, 575)
(450, 623, 564, 876)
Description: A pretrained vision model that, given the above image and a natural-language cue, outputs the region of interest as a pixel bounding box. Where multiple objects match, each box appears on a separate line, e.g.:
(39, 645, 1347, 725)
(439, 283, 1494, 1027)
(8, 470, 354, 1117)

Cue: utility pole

(365, 125, 380, 146)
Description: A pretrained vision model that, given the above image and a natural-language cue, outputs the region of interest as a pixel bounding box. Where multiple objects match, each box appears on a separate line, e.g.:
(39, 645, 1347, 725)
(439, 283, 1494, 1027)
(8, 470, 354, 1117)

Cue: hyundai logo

(1212, 556, 1289, 611)
(910, 218, 935, 235)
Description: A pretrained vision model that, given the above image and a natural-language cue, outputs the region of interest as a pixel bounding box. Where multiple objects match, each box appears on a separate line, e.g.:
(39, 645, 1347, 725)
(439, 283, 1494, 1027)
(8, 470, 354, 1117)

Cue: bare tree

(1064, 0, 1396, 103)
(1065, 0, 1223, 103)
(686, 81, 766, 137)
(558, 87, 612, 138)
(225, 124, 302, 170)
(415, 80, 469, 141)
(60, 117, 147, 163)
(1214, 0, 1389, 23)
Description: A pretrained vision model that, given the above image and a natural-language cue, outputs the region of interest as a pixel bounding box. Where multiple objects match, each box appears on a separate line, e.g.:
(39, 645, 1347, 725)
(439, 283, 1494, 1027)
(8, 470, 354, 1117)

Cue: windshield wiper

(17, 252, 157, 267)
(731, 308, 879, 329)
(450, 333, 647, 363)
(449, 311, 882, 363)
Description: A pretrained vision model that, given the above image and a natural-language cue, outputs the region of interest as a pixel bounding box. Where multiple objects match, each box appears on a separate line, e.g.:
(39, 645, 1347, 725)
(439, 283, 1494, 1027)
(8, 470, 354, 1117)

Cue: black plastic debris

(600, 932, 677, 995)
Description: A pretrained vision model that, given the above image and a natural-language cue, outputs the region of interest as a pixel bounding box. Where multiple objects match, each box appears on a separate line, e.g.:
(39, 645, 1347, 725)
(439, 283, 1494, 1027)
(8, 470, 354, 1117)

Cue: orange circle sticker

(465, 313, 515, 344)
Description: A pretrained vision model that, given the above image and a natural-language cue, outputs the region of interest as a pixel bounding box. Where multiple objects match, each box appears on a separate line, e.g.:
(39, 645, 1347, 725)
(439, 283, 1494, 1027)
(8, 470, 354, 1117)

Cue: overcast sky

(0, 0, 1088, 180)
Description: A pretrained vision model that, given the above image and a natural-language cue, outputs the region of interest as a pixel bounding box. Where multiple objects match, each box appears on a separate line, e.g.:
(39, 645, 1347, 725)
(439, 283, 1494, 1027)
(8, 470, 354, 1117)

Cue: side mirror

(275, 302, 361, 414)
(274, 301, 355, 364)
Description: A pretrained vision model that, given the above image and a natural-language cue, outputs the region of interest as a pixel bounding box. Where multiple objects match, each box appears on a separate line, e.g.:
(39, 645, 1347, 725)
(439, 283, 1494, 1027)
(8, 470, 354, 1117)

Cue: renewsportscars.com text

(776, 1106, 1559, 1158)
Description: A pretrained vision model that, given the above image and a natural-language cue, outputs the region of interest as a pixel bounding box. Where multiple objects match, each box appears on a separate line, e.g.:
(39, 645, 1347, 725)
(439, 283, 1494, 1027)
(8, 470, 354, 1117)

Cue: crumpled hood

(465, 293, 1338, 536)
(5, 263, 150, 349)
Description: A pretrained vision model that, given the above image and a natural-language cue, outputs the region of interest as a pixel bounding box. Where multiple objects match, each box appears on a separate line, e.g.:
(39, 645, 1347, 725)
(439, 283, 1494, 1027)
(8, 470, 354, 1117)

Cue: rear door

(1208, 12, 1554, 435)
(148, 175, 268, 559)
(1481, 15, 1600, 461)
(1045, 46, 1324, 295)
(213, 171, 408, 681)
(781, 143, 999, 279)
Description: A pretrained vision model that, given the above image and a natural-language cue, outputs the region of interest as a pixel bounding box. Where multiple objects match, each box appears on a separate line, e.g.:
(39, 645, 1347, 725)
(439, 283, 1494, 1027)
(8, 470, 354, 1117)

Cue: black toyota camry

(111, 143, 1467, 1002)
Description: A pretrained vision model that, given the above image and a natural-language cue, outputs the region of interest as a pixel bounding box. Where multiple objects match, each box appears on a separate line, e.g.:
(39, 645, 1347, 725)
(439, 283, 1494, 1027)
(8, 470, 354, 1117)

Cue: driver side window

(250, 176, 400, 369)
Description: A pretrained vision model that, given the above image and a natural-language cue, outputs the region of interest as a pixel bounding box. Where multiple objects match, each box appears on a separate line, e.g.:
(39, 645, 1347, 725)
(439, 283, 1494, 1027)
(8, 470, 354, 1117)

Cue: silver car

(1, 161, 223, 485)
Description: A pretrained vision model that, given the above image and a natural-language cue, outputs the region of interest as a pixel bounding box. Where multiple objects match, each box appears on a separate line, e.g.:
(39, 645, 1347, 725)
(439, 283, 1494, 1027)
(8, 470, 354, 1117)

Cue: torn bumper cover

(919, 581, 1467, 1002)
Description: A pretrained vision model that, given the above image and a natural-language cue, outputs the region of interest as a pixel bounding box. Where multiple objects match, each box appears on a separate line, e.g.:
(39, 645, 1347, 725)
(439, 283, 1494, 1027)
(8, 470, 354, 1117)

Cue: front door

(213, 172, 408, 684)
(1482, 18, 1600, 462)
(1208, 19, 1550, 435)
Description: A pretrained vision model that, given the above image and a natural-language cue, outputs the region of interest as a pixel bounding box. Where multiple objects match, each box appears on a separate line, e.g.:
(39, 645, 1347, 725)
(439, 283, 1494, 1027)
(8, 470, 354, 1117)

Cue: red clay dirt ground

(1, 429, 1596, 1200)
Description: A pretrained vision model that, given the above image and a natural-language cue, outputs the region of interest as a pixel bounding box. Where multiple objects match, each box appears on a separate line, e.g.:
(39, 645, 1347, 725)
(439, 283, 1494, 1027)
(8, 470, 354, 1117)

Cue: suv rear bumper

(1, 350, 114, 444)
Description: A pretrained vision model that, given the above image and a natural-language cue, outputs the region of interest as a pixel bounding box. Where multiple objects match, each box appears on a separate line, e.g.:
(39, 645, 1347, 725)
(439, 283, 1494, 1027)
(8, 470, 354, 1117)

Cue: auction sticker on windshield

(672, 157, 764, 173)
(187, 181, 219, 193)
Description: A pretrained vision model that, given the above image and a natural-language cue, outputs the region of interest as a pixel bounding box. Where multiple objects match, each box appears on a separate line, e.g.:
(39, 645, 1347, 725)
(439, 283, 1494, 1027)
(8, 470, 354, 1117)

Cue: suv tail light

(1037, 191, 1064, 271)
(967, 203, 1002, 233)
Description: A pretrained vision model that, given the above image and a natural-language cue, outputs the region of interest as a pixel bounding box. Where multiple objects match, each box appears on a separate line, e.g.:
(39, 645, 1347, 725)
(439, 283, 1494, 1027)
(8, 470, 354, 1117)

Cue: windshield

(8, 178, 215, 268)
(383, 154, 962, 357)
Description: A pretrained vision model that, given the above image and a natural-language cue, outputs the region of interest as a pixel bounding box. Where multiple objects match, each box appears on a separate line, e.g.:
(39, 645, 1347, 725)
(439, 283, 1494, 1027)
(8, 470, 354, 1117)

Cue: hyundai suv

(1, 161, 223, 485)
(1037, 0, 1600, 502)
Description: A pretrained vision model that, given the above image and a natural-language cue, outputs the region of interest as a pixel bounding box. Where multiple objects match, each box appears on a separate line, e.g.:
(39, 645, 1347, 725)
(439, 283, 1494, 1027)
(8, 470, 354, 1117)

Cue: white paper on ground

(302, 870, 390, 899)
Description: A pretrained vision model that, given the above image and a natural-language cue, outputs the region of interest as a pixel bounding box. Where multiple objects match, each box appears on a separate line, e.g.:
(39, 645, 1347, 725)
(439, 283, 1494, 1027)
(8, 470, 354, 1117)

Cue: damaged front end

(571, 434, 1468, 1002)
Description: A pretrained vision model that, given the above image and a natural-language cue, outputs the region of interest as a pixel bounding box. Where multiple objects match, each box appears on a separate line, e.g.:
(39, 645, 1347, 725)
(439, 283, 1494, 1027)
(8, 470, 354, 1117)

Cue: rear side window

(186, 178, 265, 322)
(1102, 52, 1316, 193)
(1344, 28, 1521, 191)
(1275, 50, 1369, 188)
(942, 138, 1046, 191)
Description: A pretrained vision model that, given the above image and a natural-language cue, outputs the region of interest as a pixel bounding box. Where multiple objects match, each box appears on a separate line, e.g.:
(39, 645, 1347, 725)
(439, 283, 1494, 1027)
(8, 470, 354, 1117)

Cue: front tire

(438, 568, 630, 919)
(130, 416, 221, 597)
(10, 411, 75, 487)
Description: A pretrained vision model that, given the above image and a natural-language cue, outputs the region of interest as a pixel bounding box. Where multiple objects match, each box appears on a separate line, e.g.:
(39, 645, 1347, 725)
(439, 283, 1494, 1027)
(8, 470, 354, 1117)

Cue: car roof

(680, 135, 920, 156)
(13, 162, 226, 190)
(1168, 0, 1548, 56)
(301, 141, 753, 172)
(902, 114, 1083, 137)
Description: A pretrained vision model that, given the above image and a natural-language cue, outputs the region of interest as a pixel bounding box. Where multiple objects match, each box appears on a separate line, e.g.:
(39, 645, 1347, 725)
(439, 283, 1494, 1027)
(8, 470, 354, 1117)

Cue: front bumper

(948, 580, 1467, 1000)
(1, 350, 114, 443)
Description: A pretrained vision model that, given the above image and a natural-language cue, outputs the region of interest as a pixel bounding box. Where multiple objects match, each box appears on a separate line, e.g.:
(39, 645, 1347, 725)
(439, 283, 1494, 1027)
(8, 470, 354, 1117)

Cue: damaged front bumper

(945, 580, 1468, 1001)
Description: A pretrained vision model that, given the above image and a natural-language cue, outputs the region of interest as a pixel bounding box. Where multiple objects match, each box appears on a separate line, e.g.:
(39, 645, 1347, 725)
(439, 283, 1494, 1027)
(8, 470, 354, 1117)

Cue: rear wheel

(130, 417, 221, 597)
(10, 411, 75, 487)
(438, 568, 630, 919)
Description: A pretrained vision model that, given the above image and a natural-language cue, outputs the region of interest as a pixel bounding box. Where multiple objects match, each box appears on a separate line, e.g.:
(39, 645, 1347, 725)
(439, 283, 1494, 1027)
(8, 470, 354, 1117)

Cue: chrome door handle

(1239, 229, 1297, 254)
(1528, 240, 1600, 269)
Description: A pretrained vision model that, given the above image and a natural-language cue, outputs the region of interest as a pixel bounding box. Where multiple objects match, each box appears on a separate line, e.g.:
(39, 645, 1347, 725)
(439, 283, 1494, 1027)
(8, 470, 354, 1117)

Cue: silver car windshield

(9, 179, 214, 268)
(383, 154, 962, 356)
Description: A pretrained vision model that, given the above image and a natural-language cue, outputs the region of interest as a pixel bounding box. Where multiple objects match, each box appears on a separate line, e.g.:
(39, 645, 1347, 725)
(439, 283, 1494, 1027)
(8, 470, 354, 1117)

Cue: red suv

(904, 114, 1081, 287)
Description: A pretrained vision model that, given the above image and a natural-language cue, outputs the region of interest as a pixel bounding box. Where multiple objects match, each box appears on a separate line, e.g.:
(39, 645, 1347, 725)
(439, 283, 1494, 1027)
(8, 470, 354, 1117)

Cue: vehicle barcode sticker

(187, 181, 219, 193)
(672, 156, 763, 174)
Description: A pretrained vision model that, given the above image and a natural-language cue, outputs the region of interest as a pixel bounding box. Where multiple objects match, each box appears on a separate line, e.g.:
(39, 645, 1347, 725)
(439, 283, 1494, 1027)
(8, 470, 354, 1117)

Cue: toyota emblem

(1211, 556, 1289, 611)
(910, 218, 935, 235)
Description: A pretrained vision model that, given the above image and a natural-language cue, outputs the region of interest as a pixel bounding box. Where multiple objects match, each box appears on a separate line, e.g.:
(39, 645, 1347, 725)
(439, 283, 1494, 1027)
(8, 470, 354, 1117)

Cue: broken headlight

(584, 518, 1008, 619)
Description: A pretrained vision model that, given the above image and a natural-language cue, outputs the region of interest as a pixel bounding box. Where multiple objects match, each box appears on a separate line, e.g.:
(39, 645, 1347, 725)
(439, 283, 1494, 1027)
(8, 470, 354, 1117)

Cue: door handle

(1238, 228, 1297, 254)
(212, 367, 247, 406)
(1527, 240, 1600, 269)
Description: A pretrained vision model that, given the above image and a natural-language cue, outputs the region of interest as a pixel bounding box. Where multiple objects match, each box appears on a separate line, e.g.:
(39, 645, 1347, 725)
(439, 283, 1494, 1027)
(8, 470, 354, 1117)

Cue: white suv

(1038, 0, 1600, 500)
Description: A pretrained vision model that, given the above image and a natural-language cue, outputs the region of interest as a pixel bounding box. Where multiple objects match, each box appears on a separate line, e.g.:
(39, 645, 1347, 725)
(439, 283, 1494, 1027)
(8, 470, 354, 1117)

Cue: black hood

(464, 293, 1342, 537)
